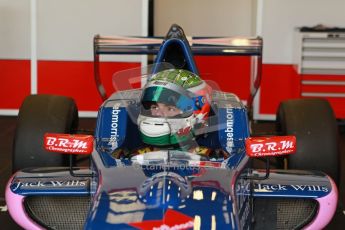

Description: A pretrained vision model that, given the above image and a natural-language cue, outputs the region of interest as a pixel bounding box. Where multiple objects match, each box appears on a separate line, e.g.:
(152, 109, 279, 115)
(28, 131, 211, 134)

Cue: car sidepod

(6, 168, 93, 230)
(252, 170, 338, 229)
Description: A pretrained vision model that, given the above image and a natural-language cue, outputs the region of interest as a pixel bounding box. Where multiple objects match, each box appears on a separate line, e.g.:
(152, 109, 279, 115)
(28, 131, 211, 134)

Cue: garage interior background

(0, 0, 345, 120)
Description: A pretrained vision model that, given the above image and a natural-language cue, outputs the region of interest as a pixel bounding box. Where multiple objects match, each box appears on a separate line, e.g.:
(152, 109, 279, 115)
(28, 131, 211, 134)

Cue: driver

(137, 68, 211, 148)
(149, 102, 182, 117)
(112, 69, 228, 159)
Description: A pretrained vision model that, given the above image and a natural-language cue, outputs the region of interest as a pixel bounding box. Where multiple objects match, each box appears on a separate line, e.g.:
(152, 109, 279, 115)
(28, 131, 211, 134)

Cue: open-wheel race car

(5, 24, 339, 229)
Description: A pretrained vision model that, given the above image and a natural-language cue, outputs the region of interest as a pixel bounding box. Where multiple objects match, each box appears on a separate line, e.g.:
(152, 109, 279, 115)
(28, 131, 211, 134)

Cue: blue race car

(6, 25, 339, 230)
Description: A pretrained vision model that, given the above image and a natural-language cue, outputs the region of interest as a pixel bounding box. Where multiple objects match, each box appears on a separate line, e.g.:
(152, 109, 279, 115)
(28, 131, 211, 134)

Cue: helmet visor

(141, 86, 194, 118)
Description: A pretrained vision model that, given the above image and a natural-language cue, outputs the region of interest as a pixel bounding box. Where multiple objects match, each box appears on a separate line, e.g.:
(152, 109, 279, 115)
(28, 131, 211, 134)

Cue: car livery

(5, 25, 338, 230)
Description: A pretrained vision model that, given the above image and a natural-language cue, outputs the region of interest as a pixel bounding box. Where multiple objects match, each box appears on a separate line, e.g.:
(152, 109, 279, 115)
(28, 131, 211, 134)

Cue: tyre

(276, 98, 339, 184)
(12, 95, 79, 172)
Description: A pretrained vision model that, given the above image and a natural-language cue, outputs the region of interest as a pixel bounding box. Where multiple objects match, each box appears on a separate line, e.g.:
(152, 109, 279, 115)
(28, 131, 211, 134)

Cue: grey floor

(0, 116, 344, 229)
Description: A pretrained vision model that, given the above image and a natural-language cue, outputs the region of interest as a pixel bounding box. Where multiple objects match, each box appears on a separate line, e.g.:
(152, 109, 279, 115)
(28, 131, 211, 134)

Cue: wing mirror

(44, 133, 94, 177)
(44, 133, 93, 155)
(245, 136, 296, 158)
(244, 136, 296, 180)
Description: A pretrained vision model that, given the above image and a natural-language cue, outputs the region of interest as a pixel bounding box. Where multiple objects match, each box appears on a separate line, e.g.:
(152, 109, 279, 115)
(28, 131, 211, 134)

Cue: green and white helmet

(137, 69, 211, 146)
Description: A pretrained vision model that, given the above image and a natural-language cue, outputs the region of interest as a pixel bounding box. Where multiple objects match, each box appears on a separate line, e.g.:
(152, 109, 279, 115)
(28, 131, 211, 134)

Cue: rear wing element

(93, 28, 263, 108)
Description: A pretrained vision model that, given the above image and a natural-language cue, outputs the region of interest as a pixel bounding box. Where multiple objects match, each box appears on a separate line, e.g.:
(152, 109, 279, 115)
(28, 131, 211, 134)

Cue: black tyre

(12, 95, 78, 172)
(276, 98, 339, 184)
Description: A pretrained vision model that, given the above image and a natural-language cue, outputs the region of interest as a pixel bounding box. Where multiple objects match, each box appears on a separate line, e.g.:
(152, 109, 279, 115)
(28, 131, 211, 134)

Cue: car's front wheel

(276, 98, 339, 184)
(12, 94, 79, 172)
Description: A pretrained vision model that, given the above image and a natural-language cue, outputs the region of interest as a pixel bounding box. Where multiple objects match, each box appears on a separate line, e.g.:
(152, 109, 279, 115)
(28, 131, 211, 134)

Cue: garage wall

(0, 0, 30, 59)
(154, 0, 254, 37)
(0, 0, 147, 115)
(260, 0, 345, 64)
(0, 0, 145, 60)
(154, 0, 256, 107)
(255, 0, 345, 119)
(1, 0, 345, 118)
(37, 0, 144, 61)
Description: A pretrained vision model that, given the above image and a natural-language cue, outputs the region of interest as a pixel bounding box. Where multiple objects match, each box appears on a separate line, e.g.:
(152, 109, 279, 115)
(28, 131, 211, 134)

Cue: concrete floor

(0, 116, 344, 229)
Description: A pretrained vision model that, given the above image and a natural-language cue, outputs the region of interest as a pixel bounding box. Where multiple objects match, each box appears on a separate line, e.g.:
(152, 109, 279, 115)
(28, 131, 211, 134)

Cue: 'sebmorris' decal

(44, 133, 93, 154)
(225, 108, 234, 152)
(109, 103, 121, 148)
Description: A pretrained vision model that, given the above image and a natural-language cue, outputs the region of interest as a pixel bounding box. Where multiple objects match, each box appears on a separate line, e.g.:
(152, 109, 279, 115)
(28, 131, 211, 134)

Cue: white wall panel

(0, 0, 30, 59)
(37, 0, 144, 61)
(261, 0, 345, 64)
(0, 0, 145, 61)
(154, 0, 253, 37)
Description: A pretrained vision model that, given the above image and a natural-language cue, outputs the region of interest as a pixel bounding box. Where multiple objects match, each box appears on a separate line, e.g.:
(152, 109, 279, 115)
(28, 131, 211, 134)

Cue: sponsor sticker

(44, 133, 93, 154)
(255, 183, 329, 193)
(153, 81, 168, 86)
(11, 179, 89, 192)
(108, 103, 121, 148)
(245, 136, 296, 157)
(225, 108, 234, 152)
(129, 209, 194, 230)
(198, 161, 222, 168)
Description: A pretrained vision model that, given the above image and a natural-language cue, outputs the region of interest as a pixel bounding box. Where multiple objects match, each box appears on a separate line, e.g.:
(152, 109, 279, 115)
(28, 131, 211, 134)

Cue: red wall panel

(195, 56, 251, 101)
(302, 85, 345, 94)
(0, 60, 31, 109)
(323, 98, 345, 118)
(259, 64, 300, 114)
(3, 59, 343, 119)
(37, 61, 140, 111)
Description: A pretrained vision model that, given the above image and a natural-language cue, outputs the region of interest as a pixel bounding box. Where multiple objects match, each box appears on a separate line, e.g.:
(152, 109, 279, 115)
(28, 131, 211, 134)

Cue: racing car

(5, 24, 339, 229)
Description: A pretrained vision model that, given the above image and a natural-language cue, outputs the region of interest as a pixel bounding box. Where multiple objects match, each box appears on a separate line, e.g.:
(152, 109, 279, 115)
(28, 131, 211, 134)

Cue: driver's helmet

(137, 69, 211, 146)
